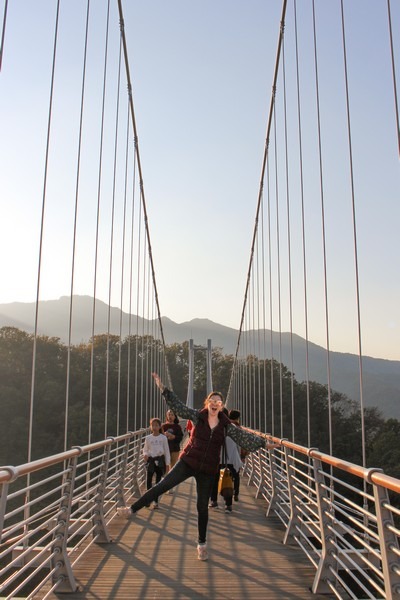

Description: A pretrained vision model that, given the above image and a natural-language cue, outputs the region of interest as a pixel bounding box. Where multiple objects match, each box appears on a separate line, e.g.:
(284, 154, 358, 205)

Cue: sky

(0, 1, 399, 361)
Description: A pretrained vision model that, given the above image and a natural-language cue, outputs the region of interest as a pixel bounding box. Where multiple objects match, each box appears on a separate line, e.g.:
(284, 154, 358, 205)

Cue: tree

(367, 418, 400, 479)
(1, 326, 399, 484)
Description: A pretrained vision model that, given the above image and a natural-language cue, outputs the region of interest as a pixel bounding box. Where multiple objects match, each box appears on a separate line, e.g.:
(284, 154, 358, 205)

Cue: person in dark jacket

(118, 372, 280, 561)
(162, 409, 183, 469)
(228, 408, 247, 502)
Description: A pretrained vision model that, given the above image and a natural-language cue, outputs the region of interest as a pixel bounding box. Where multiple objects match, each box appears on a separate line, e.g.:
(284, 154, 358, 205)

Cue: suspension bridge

(1, 1, 400, 598)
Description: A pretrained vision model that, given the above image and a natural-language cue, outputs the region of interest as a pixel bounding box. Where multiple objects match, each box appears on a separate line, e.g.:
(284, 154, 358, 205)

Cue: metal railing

(1, 431, 400, 598)
(0, 430, 147, 599)
(245, 435, 400, 599)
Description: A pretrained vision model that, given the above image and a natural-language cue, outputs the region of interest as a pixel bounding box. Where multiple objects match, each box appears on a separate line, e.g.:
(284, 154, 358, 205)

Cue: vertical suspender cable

(387, 0, 400, 157)
(89, 0, 110, 445)
(117, 104, 130, 436)
(151, 271, 155, 416)
(311, 0, 333, 455)
(134, 198, 142, 429)
(282, 31, 295, 441)
(273, 106, 284, 439)
(251, 264, 256, 428)
(0, 0, 8, 71)
(248, 305, 252, 428)
(244, 308, 250, 426)
(142, 261, 150, 423)
(242, 310, 247, 424)
(140, 234, 147, 426)
(244, 340, 248, 426)
(126, 136, 137, 431)
(28, 0, 60, 465)
(256, 234, 262, 431)
(267, 159, 275, 437)
(260, 195, 268, 434)
(254, 262, 258, 429)
(294, 0, 311, 448)
(146, 256, 151, 421)
(105, 27, 123, 439)
(237, 361, 242, 415)
(150, 296, 156, 417)
(64, 0, 90, 451)
(340, 0, 366, 467)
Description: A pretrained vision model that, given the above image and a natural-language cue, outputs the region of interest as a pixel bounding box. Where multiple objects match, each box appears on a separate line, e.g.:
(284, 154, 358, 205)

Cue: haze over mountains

(1, 295, 399, 419)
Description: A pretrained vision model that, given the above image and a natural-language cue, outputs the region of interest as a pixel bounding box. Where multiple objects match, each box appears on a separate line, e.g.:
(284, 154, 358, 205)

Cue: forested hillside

(1, 326, 399, 481)
(1, 296, 400, 419)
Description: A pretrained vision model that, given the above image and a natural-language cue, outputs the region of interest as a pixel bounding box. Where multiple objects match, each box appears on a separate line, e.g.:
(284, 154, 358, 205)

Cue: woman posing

(118, 372, 279, 561)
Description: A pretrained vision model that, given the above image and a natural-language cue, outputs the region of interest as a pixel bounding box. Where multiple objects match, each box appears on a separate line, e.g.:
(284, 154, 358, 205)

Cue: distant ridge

(0, 295, 399, 419)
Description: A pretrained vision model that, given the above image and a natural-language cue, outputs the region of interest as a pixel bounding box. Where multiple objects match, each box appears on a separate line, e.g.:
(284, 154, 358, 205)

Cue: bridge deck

(44, 476, 332, 599)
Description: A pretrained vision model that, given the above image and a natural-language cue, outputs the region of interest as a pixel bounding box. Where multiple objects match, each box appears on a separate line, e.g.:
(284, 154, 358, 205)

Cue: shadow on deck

(44, 476, 332, 599)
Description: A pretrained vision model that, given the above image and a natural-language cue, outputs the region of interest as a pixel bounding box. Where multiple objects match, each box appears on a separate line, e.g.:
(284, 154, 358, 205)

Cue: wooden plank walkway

(44, 476, 333, 599)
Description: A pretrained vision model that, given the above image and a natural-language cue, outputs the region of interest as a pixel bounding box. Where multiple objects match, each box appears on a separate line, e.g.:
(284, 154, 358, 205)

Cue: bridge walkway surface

(39, 475, 333, 599)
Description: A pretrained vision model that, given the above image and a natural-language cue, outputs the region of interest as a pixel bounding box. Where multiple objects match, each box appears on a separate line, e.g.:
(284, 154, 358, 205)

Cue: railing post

(51, 455, 79, 593)
(266, 447, 279, 517)
(91, 440, 112, 544)
(116, 434, 131, 508)
(254, 450, 264, 499)
(0, 483, 7, 538)
(244, 451, 254, 483)
(283, 445, 299, 543)
(130, 430, 145, 498)
(0, 467, 17, 539)
(370, 471, 400, 599)
(312, 455, 337, 595)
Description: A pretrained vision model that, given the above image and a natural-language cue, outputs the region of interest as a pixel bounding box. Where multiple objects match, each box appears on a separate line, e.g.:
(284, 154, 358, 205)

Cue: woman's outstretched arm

(226, 422, 280, 453)
(152, 373, 199, 424)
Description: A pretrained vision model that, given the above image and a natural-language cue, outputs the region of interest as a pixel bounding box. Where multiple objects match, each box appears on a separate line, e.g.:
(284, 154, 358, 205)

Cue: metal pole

(206, 339, 213, 394)
(186, 339, 194, 408)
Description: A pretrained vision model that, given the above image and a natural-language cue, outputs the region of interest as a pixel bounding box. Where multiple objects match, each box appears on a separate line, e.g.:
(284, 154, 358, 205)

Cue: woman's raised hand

(152, 372, 165, 392)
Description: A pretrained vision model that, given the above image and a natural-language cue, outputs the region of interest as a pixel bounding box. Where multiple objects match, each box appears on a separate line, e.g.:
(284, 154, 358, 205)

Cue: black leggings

(146, 459, 164, 503)
(131, 459, 214, 544)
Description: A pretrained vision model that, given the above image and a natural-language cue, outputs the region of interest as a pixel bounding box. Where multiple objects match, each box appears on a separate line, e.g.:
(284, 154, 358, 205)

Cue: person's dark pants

(233, 469, 240, 499)
(146, 458, 164, 503)
(131, 459, 214, 544)
(210, 464, 237, 507)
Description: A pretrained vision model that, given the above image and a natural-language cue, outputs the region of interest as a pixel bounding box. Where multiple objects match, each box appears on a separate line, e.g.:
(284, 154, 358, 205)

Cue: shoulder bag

(218, 427, 234, 499)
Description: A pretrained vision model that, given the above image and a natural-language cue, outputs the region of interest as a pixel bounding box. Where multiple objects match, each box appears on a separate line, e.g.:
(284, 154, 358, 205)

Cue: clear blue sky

(0, 1, 399, 360)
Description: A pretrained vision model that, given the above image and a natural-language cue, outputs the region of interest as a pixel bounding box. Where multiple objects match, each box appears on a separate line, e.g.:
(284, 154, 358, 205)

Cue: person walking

(142, 418, 171, 509)
(228, 409, 247, 502)
(161, 409, 183, 470)
(118, 372, 280, 561)
(209, 419, 242, 512)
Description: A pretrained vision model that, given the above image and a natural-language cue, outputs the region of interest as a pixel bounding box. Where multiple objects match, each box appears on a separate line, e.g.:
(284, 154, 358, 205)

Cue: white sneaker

(117, 506, 133, 519)
(153, 502, 159, 509)
(197, 543, 208, 561)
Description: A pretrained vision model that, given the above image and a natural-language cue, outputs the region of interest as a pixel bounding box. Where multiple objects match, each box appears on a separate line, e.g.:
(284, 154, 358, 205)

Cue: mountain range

(0, 295, 399, 419)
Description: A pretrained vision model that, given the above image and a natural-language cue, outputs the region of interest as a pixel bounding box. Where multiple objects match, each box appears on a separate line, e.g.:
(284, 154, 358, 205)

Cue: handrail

(1, 428, 400, 598)
(244, 431, 400, 598)
(0, 431, 138, 483)
(257, 432, 400, 494)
